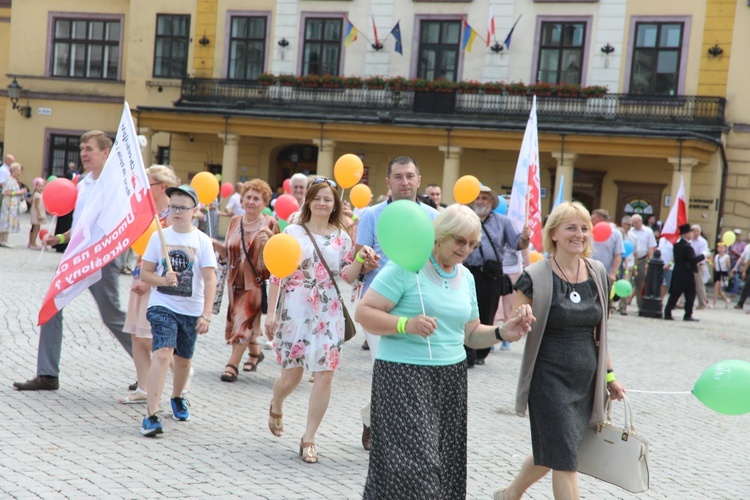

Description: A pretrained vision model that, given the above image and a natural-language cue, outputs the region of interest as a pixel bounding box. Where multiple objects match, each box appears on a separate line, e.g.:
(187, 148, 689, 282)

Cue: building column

(551, 152, 577, 205)
(218, 133, 239, 184)
(667, 156, 700, 204)
(439, 146, 462, 204)
(312, 139, 336, 179)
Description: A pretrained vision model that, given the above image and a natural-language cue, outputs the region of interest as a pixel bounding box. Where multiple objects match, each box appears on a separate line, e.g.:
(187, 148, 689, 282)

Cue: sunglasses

(169, 204, 196, 213)
(311, 177, 338, 189)
(451, 234, 479, 249)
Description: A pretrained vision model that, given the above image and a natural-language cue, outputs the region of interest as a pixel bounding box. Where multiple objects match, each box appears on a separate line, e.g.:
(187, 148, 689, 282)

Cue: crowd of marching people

(6, 132, 750, 498)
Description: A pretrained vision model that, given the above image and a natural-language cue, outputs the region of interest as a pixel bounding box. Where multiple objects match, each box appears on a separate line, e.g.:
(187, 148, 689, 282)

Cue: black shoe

(128, 380, 138, 391)
(475, 358, 485, 366)
(362, 424, 371, 451)
(683, 317, 700, 322)
(735, 304, 744, 310)
(13, 376, 59, 391)
(361, 341, 370, 351)
(664, 315, 674, 320)
(620, 311, 628, 316)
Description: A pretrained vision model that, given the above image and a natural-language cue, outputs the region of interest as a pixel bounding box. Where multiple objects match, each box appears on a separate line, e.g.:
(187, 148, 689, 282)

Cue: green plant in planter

(257, 73, 277, 86)
(581, 85, 608, 98)
(528, 82, 554, 96)
(408, 78, 433, 92)
(343, 76, 364, 88)
(365, 76, 386, 89)
(457, 80, 482, 94)
(506, 81, 527, 95)
(386, 76, 408, 90)
(277, 74, 299, 87)
(557, 83, 582, 97)
(298, 74, 321, 87)
(433, 78, 457, 93)
(481, 81, 507, 95)
(321, 74, 343, 88)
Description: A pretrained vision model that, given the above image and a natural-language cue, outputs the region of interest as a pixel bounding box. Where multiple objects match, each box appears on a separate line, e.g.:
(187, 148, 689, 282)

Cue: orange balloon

(131, 220, 158, 256)
(263, 233, 303, 279)
(453, 175, 481, 205)
(190, 171, 220, 205)
(349, 183, 372, 209)
(334, 154, 364, 189)
(530, 251, 544, 264)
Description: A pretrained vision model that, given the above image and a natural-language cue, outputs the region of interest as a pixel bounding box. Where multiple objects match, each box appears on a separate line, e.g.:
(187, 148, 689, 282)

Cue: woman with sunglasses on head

(264, 177, 376, 464)
(355, 204, 535, 499)
(212, 179, 278, 382)
(119, 165, 179, 404)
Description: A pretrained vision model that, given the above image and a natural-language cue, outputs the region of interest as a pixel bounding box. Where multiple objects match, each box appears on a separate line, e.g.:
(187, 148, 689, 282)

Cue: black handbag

(479, 222, 514, 296)
(240, 221, 268, 314)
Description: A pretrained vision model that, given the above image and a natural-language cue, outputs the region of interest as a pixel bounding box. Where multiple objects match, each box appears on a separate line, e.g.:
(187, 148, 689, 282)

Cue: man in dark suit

(664, 224, 706, 321)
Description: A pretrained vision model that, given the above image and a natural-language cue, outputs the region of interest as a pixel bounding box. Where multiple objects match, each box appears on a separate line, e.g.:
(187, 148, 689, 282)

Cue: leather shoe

(683, 317, 700, 322)
(13, 376, 59, 391)
(664, 315, 674, 320)
(362, 424, 371, 451)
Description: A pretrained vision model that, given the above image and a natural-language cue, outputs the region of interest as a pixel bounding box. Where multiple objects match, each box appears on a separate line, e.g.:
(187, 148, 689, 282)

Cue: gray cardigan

(514, 257, 610, 428)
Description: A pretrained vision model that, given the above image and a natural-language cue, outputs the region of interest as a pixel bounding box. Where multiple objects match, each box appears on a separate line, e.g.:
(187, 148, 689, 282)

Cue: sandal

(243, 351, 265, 372)
(220, 364, 238, 382)
(299, 439, 318, 464)
(119, 387, 147, 404)
(268, 401, 284, 437)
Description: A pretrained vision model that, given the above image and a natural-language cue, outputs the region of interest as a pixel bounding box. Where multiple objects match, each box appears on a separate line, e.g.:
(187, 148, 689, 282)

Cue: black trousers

(738, 273, 750, 307)
(465, 267, 501, 364)
(665, 269, 696, 318)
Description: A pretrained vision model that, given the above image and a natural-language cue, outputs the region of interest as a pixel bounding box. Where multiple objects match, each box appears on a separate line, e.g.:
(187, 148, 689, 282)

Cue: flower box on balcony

(365, 76, 386, 90)
(386, 76, 408, 91)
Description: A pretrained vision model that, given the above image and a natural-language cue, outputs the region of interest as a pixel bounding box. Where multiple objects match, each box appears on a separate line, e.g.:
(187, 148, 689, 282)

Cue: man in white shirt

(223, 182, 244, 217)
(590, 209, 624, 283)
(627, 214, 657, 312)
(0, 153, 15, 207)
(690, 225, 710, 309)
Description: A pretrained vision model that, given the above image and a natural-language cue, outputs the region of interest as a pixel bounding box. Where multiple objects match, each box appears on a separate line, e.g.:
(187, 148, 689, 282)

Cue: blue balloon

(622, 240, 634, 258)
(494, 196, 508, 215)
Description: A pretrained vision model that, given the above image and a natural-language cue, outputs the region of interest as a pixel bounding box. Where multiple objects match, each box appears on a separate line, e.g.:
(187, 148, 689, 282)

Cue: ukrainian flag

(462, 20, 477, 52)
(344, 19, 358, 47)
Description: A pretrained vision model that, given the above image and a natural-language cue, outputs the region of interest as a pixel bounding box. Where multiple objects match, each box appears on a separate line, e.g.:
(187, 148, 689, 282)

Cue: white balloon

(137, 135, 148, 150)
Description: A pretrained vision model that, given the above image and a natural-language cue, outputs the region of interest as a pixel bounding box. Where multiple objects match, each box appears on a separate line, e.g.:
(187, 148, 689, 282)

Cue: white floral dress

(270, 224, 354, 372)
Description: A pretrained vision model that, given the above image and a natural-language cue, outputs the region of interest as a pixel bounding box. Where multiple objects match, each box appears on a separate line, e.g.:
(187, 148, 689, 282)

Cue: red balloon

(220, 182, 234, 198)
(274, 193, 299, 221)
(43, 178, 78, 216)
(283, 178, 291, 194)
(592, 221, 613, 242)
(39, 229, 49, 241)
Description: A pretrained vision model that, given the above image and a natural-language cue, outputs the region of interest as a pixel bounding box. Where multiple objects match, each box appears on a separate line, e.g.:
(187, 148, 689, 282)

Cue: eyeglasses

(311, 177, 338, 189)
(451, 235, 479, 249)
(169, 204, 196, 213)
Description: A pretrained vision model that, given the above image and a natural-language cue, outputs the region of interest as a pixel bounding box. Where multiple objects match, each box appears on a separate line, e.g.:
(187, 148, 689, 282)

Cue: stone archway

(614, 180, 667, 224)
(273, 144, 318, 189)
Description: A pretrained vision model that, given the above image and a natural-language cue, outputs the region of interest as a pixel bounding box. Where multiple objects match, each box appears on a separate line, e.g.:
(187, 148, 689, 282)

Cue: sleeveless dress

(515, 271, 603, 470)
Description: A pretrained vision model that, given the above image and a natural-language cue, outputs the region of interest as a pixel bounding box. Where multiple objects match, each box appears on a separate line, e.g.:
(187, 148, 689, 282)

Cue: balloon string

(38, 214, 57, 262)
(627, 389, 692, 395)
(415, 273, 433, 360)
(207, 208, 212, 238)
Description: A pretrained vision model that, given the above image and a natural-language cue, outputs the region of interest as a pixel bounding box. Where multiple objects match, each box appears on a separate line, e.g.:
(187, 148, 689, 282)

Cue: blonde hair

(80, 130, 112, 151)
(9, 162, 22, 174)
(543, 201, 593, 257)
(433, 204, 482, 244)
(146, 164, 179, 187)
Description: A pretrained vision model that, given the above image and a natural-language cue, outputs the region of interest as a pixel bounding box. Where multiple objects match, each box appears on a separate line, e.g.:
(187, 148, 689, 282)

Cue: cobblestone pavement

(1, 219, 749, 499)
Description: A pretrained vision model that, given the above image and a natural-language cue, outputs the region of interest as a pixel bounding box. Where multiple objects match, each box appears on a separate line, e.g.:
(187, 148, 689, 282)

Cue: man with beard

(354, 156, 439, 450)
(463, 185, 530, 367)
(664, 224, 706, 321)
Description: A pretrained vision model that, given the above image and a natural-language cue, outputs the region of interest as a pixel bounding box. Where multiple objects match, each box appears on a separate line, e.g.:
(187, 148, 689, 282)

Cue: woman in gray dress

(495, 202, 626, 500)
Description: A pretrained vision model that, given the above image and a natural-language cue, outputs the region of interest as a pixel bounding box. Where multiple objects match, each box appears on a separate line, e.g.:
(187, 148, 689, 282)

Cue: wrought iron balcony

(178, 78, 726, 129)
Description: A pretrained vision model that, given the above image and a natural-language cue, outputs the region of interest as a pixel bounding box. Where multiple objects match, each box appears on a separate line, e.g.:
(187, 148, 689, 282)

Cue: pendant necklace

(554, 256, 581, 304)
(430, 253, 457, 288)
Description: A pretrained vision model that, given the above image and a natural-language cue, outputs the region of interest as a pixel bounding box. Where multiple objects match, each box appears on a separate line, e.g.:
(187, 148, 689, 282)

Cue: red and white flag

(660, 176, 687, 244)
(507, 97, 542, 251)
(486, 6, 495, 47)
(38, 102, 157, 325)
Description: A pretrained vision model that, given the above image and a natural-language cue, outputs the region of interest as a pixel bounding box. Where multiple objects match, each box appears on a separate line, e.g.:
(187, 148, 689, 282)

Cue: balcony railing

(178, 78, 726, 128)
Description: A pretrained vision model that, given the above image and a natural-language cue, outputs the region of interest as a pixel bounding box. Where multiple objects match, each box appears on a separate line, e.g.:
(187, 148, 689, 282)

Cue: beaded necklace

(429, 253, 457, 279)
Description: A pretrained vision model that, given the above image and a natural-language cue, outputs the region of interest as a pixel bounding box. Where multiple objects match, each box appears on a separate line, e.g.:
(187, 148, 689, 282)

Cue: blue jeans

(147, 306, 199, 359)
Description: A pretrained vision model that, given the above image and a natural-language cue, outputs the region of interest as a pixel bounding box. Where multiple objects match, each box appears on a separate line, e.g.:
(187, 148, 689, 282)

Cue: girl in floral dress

(265, 178, 375, 464)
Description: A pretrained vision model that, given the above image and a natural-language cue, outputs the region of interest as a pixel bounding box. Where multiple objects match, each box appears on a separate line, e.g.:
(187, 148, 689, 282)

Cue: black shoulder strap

(301, 224, 345, 302)
(239, 219, 263, 284)
(479, 216, 502, 263)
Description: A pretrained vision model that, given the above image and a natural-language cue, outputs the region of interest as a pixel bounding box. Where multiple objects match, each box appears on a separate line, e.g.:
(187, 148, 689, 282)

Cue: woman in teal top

(356, 204, 535, 499)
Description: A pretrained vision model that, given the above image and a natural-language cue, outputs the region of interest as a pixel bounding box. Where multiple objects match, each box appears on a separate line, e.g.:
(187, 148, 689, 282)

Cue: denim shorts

(147, 305, 199, 359)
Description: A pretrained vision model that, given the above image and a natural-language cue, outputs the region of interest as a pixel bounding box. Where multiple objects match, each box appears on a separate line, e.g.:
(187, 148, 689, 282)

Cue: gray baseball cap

(166, 184, 199, 206)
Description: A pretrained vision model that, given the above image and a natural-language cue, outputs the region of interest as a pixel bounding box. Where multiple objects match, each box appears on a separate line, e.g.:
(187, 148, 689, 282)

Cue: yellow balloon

(263, 233, 303, 279)
(131, 220, 158, 256)
(722, 231, 736, 247)
(334, 154, 364, 189)
(530, 251, 544, 264)
(349, 183, 373, 209)
(453, 175, 481, 205)
(190, 171, 220, 205)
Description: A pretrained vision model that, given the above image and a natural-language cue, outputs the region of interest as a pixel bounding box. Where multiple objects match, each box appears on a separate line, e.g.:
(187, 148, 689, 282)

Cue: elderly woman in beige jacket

(496, 202, 626, 500)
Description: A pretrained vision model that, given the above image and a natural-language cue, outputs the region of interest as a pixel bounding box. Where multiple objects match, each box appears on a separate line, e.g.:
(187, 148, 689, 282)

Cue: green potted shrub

(433, 78, 457, 93)
(506, 81, 527, 95)
(343, 76, 364, 88)
(298, 74, 321, 88)
(581, 85, 608, 98)
(558, 83, 582, 97)
(481, 81, 506, 95)
(257, 73, 277, 86)
(365, 76, 386, 89)
(277, 74, 298, 87)
(408, 77, 433, 92)
(528, 82, 553, 96)
(457, 80, 482, 94)
(385, 76, 408, 91)
(321, 74, 343, 88)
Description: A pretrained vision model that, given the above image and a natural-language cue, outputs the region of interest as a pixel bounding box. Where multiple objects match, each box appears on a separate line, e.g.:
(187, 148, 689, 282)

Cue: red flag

(660, 177, 687, 244)
(372, 14, 380, 46)
(526, 153, 542, 251)
(38, 103, 157, 325)
(487, 6, 495, 47)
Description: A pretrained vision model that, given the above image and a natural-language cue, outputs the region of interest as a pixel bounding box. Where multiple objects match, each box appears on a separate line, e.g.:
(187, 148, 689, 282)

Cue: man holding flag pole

(14, 105, 157, 391)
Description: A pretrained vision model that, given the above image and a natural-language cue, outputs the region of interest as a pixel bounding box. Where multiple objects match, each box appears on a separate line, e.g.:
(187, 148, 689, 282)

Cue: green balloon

(47, 175, 58, 182)
(262, 207, 273, 216)
(278, 219, 288, 231)
(693, 360, 750, 415)
(613, 279, 632, 298)
(376, 200, 434, 272)
(215, 173, 222, 182)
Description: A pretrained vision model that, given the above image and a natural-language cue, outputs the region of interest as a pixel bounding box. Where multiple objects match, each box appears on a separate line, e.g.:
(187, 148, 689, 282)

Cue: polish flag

(487, 6, 495, 47)
(660, 176, 687, 244)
